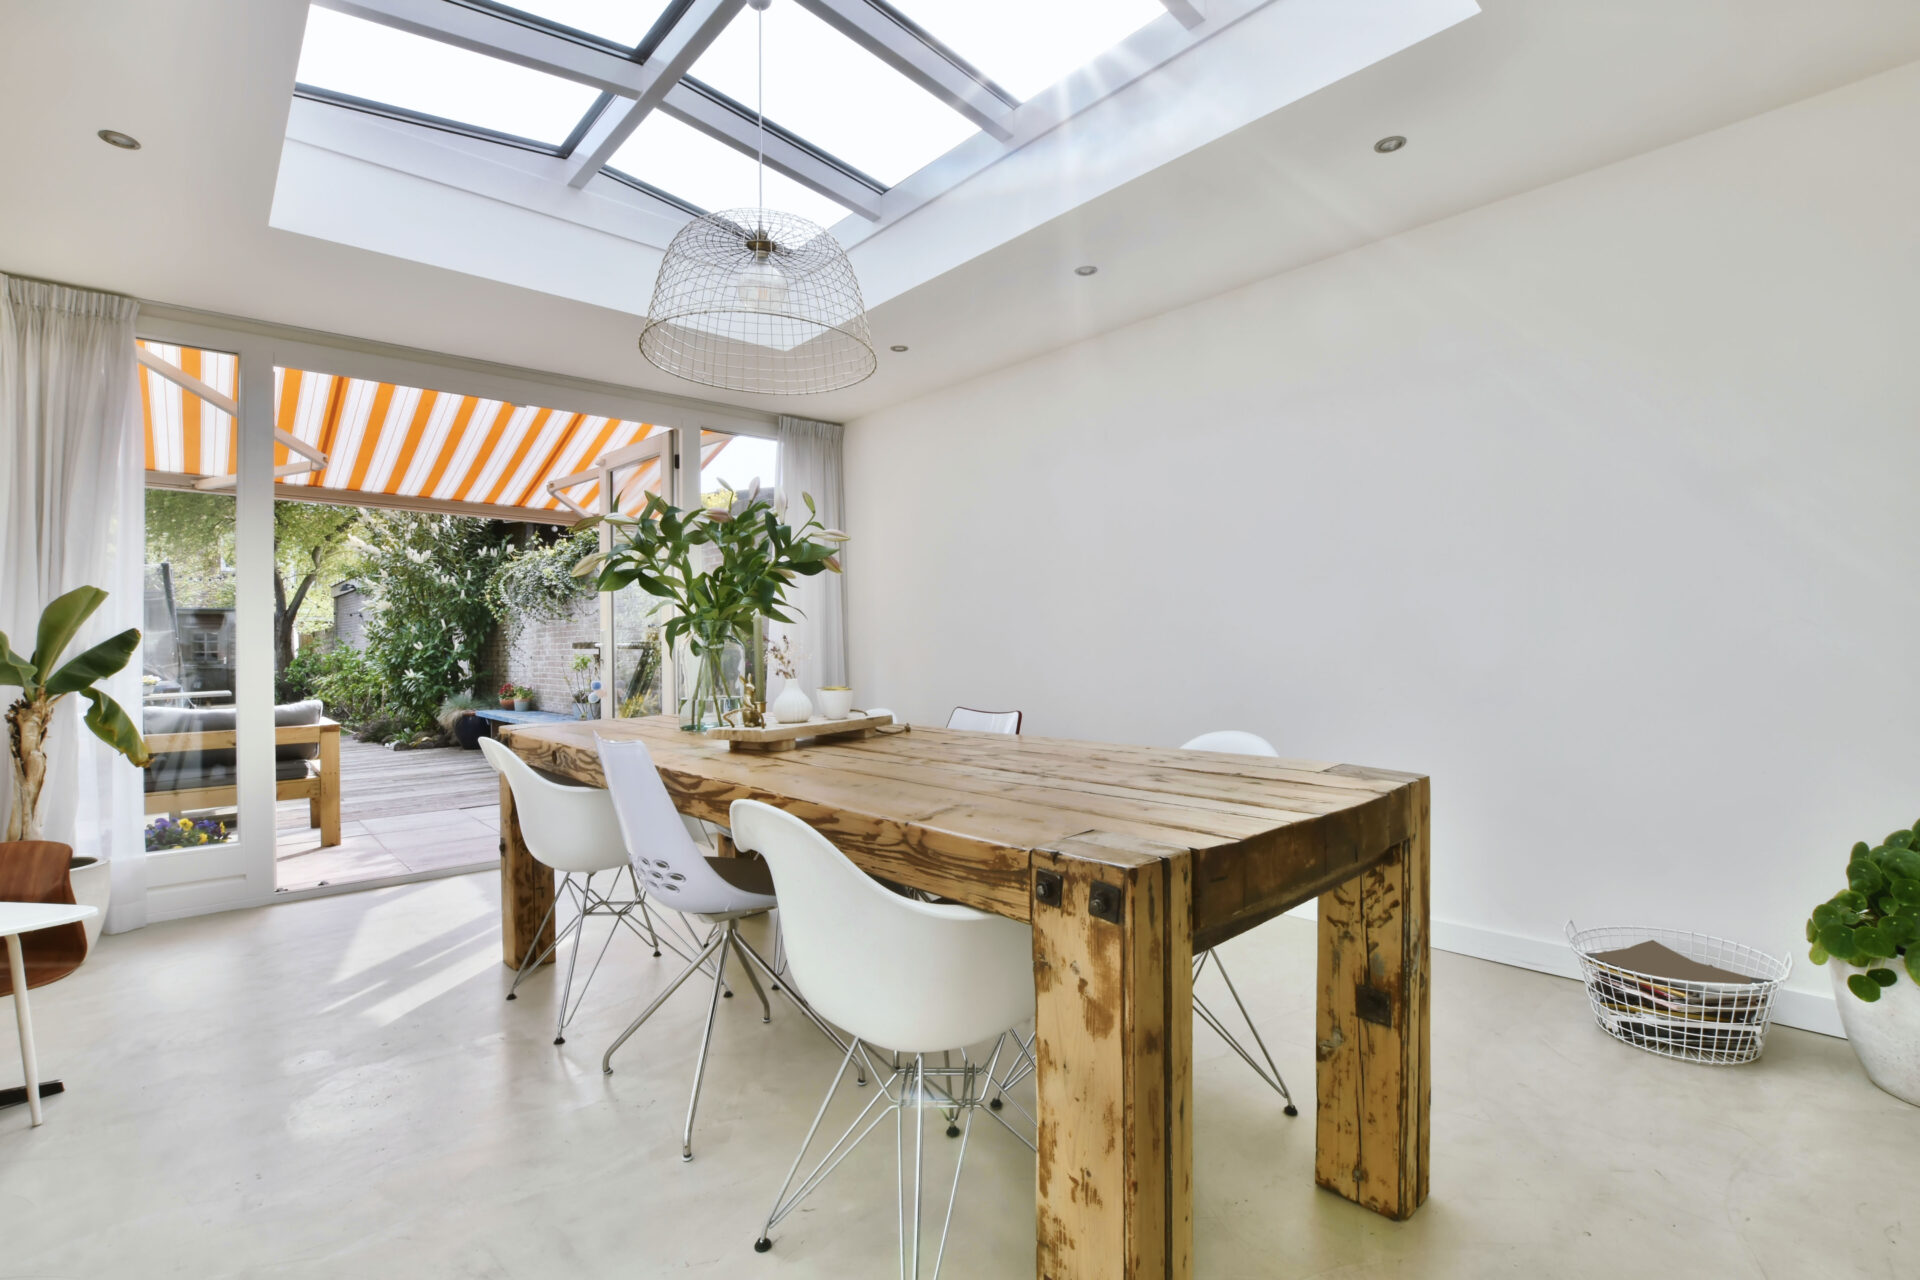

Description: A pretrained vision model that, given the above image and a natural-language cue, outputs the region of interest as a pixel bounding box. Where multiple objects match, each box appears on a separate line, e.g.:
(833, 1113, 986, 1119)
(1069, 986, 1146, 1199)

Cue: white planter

(1831, 959, 1920, 1105)
(771, 681, 813, 725)
(514, 698, 530, 712)
(68, 855, 110, 953)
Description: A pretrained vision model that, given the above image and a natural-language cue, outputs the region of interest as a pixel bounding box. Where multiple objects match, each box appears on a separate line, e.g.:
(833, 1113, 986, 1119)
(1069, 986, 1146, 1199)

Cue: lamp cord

(756, 4, 764, 214)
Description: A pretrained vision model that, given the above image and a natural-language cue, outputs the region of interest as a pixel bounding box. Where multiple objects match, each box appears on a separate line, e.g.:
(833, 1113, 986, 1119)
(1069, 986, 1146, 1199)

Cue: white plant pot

(1831, 959, 1920, 1105)
(771, 681, 813, 725)
(514, 698, 530, 712)
(68, 855, 110, 953)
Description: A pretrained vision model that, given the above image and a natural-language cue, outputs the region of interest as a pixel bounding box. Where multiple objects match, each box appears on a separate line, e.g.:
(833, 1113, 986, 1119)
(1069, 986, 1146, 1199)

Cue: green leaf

(30, 585, 106, 676)
(1869, 967, 1898, 987)
(1819, 922, 1857, 957)
(1888, 830, 1916, 850)
(1854, 841, 1872, 859)
(1907, 949, 1920, 984)
(44, 627, 140, 697)
(1809, 944, 1829, 965)
(79, 688, 148, 767)
(1848, 973, 1883, 1002)
(0, 632, 36, 692)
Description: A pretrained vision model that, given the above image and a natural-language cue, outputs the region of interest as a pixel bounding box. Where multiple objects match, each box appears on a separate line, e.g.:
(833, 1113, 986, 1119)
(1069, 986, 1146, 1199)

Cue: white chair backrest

(947, 706, 1021, 734)
(730, 799, 1033, 1053)
(1180, 730, 1279, 757)
(596, 737, 774, 917)
(478, 736, 626, 873)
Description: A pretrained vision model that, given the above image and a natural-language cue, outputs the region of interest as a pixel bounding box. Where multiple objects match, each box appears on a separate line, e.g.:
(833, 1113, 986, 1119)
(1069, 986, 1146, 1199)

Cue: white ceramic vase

(68, 855, 111, 953)
(1831, 960, 1920, 1105)
(771, 681, 813, 725)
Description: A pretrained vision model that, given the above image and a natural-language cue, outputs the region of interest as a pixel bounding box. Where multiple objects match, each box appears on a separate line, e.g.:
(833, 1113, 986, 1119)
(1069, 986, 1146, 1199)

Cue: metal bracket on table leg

(1087, 880, 1124, 925)
(1033, 869, 1063, 907)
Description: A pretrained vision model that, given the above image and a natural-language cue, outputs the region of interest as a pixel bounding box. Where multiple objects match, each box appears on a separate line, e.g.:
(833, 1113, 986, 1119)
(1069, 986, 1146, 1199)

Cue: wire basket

(1566, 922, 1792, 1065)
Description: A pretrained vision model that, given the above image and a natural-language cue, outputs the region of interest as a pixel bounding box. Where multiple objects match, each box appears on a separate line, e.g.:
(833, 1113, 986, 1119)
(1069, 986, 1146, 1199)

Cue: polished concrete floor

(2, 874, 1912, 1279)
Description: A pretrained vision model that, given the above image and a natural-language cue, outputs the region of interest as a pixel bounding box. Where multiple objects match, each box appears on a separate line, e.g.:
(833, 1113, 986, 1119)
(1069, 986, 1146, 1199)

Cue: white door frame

(126, 307, 775, 925)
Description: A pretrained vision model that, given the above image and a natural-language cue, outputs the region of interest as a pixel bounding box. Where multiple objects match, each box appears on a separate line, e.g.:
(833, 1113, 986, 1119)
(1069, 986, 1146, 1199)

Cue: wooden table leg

(7, 934, 43, 1127)
(499, 776, 555, 970)
(1314, 777, 1430, 1219)
(1032, 835, 1194, 1280)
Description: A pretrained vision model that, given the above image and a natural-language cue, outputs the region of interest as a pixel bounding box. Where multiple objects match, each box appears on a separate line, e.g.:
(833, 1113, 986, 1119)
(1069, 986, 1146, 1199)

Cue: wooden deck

(275, 738, 500, 892)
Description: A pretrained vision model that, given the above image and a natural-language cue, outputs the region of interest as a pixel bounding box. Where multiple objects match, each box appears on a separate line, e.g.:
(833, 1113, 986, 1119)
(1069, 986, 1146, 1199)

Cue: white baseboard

(1427, 918, 1844, 1040)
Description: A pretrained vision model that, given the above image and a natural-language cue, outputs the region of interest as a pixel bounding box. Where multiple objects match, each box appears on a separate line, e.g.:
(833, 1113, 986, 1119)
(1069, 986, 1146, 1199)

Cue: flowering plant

(145, 815, 230, 851)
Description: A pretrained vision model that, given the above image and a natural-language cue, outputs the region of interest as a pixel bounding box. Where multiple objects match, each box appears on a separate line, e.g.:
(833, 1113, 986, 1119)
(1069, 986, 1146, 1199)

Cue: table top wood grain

(503, 715, 1423, 950)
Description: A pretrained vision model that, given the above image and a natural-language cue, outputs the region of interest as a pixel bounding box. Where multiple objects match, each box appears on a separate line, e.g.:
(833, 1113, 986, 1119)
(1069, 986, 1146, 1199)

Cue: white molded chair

(945, 706, 1021, 734)
(1179, 730, 1297, 1115)
(596, 736, 849, 1161)
(731, 799, 1034, 1278)
(479, 736, 657, 1045)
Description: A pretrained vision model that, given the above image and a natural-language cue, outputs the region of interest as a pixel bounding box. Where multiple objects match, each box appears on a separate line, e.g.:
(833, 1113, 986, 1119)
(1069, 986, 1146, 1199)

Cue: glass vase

(680, 633, 746, 731)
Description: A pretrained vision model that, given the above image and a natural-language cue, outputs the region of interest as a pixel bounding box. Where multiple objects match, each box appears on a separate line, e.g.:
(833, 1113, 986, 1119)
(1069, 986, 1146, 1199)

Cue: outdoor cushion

(143, 757, 314, 793)
(143, 699, 325, 790)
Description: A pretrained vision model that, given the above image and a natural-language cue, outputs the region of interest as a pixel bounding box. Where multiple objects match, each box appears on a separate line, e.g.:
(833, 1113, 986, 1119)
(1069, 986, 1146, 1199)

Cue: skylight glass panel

(607, 112, 853, 228)
(295, 6, 602, 146)
(687, 4, 977, 187)
(890, 0, 1165, 102)
(479, 1, 674, 50)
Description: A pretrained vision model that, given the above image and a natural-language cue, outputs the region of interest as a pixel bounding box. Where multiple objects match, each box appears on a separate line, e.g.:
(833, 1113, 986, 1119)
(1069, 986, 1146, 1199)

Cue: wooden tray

(706, 712, 894, 752)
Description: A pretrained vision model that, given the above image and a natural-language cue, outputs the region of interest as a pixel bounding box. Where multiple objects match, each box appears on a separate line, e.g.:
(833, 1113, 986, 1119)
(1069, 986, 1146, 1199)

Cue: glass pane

(143, 475, 241, 855)
(607, 112, 852, 227)
(481, 0, 675, 49)
(701, 431, 779, 507)
(890, 0, 1165, 101)
(605, 453, 668, 718)
(687, 4, 977, 186)
(296, 6, 602, 146)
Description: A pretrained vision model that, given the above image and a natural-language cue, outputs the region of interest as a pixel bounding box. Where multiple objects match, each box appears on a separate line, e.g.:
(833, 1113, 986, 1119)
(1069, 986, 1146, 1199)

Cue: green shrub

(1807, 819, 1920, 1001)
(356, 511, 510, 734)
(279, 645, 384, 727)
(486, 528, 598, 642)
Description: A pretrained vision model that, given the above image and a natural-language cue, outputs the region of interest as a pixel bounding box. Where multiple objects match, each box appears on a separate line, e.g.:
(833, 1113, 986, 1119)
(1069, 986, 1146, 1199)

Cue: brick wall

(483, 592, 601, 714)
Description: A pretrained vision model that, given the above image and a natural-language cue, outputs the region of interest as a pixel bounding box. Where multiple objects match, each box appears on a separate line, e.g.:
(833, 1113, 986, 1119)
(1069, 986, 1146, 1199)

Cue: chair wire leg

(910, 1053, 926, 1279)
(552, 875, 588, 1044)
(602, 927, 726, 1074)
(733, 935, 865, 1086)
(755, 1036, 878, 1252)
(1197, 947, 1297, 1114)
(682, 936, 732, 1162)
(728, 926, 771, 1023)
(504, 875, 568, 1000)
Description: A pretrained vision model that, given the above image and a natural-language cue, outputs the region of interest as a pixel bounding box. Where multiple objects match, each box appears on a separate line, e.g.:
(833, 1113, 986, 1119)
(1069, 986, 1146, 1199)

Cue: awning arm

(138, 346, 328, 468)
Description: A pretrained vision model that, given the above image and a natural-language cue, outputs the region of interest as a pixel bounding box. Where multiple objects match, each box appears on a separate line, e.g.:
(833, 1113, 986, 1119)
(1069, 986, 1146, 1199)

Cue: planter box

(1831, 960, 1920, 1105)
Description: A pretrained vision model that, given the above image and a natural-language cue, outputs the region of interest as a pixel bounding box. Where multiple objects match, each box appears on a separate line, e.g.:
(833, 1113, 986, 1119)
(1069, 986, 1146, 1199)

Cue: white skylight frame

(296, 0, 1237, 233)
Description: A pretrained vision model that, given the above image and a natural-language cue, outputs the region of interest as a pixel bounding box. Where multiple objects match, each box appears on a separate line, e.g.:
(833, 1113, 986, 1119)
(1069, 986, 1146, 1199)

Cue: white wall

(844, 60, 1920, 1036)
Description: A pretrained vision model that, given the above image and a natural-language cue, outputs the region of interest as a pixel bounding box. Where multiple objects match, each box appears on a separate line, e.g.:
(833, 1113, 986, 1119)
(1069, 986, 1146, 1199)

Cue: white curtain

(774, 416, 847, 696)
(0, 275, 146, 931)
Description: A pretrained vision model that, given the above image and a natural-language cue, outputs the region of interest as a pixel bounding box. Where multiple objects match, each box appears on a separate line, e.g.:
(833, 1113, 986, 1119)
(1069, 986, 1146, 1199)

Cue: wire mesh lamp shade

(640, 208, 877, 395)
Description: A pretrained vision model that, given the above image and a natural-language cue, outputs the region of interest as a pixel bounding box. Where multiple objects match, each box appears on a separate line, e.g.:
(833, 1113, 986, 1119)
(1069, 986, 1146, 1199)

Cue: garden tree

(353, 510, 512, 733)
(145, 491, 360, 673)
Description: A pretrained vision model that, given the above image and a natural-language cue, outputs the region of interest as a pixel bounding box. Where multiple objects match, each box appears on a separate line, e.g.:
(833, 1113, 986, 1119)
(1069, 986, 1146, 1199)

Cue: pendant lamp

(639, 0, 876, 395)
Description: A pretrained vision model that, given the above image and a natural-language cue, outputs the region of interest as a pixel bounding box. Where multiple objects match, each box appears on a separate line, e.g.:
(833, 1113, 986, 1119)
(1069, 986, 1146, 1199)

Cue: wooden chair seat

(0, 840, 88, 991)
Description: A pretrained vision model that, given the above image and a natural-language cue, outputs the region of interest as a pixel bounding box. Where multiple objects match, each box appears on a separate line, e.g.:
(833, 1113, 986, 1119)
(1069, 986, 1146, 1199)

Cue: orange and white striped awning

(137, 342, 690, 520)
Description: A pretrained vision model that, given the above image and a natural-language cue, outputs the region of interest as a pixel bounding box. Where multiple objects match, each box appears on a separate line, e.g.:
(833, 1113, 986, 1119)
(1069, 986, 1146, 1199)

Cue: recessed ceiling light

(1374, 135, 1407, 154)
(889, 344, 908, 352)
(97, 129, 141, 150)
(1074, 265, 1098, 277)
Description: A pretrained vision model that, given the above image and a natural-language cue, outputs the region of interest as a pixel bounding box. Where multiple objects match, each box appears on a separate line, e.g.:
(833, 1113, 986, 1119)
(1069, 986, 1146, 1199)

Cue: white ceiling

(3, 0, 1919, 423)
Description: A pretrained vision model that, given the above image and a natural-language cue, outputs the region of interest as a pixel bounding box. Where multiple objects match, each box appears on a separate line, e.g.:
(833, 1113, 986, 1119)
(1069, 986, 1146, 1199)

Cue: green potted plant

(512, 685, 534, 713)
(578, 484, 845, 730)
(436, 692, 488, 750)
(1806, 818, 1920, 1104)
(2, 587, 151, 941)
(497, 681, 515, 710)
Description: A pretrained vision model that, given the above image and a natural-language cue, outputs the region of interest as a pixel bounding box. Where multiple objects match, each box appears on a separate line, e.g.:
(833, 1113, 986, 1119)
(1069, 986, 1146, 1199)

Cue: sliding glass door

(597, 435, 673, 719)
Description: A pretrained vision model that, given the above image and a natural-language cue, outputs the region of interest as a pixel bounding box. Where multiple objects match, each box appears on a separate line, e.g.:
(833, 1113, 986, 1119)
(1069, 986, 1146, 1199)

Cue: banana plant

(0, 586, 149, 841)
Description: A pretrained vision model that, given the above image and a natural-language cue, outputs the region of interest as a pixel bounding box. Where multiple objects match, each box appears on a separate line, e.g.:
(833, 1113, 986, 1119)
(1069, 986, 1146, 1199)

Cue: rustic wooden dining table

(497, 714, 1430, 1278)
